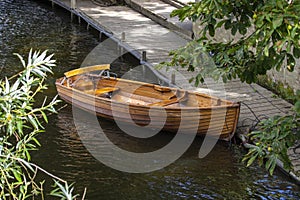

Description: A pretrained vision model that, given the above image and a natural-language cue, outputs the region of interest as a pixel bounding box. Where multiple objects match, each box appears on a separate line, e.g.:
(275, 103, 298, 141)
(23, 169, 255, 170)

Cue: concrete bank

(48, 0, 299, 183)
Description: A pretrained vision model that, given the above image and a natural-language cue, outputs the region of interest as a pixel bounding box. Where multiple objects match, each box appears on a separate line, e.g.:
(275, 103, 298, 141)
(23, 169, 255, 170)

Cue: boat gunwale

(55, 77, 241, 111)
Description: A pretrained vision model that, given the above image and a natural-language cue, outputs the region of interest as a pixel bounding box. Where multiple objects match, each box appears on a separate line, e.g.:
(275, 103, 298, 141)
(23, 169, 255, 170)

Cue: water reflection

(38, 107, 300, 199)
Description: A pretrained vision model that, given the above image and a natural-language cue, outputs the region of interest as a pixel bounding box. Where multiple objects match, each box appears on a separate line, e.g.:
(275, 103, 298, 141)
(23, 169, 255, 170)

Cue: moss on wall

(257, 75, 296, 104)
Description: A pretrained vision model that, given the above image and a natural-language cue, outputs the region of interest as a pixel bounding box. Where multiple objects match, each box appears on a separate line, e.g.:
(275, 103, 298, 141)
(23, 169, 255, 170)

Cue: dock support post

(71, 0, 76, 8)
(99, 31, 102, 41)
(71, 0, 76, 21)
(118, 32, 125, 60)
(78, 16, 81, 24)
(141, 51, 147, 63)
(171, 71, 176, 85)
(121, 32, 125, 59)
(51, 0, 54, 8)
(121, 32, 125, 41)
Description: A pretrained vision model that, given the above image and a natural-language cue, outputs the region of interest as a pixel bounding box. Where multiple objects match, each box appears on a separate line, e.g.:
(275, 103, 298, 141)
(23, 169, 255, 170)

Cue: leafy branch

(243, 114, 299, 175)
(168, 0, 300, 84)
(0, 50, 83, 199)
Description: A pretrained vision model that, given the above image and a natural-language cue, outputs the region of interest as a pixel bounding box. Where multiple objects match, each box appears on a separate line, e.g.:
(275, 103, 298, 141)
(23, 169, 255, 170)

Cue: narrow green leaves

(0, 50, 75, 199)
(50, 181, 79, 200)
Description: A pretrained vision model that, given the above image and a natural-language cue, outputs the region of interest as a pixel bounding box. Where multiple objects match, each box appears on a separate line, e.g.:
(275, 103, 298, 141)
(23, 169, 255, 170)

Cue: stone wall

(267, 64, 300, 93)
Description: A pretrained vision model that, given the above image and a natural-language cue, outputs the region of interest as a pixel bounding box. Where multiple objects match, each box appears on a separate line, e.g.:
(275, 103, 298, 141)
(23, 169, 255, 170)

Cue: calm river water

(1, 0, 299, 199)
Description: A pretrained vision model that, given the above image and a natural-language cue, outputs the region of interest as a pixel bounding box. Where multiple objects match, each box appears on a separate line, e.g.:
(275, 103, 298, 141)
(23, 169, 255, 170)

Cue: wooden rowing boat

(55, 64, 240, 140)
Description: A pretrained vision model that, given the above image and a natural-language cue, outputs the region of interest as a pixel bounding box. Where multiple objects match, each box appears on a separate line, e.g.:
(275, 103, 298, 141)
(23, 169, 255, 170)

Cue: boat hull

(56, 76, 240, 140)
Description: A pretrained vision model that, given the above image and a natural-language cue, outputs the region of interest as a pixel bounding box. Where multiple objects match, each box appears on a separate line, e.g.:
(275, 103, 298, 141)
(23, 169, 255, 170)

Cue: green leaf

(28, 115, 39, 130)
(286, 54, 295, 72)
(239, 26, 247, 35)
(19, 159, 34, 172)
(224, 19, 231, 30)
(189, 77, 195, 83)
(216, 20, 226, 28)
(13, 170, 23, 183)
(17, 120, 23, 135)
(272, 17, 283, 29)
(264, 46, 269, 57)
(25, 149, 31, 161)
(293, 47, 300, 59)
(246, 152, 258, 167)
(269, 159, 277, 175)
(41, 111, 48, 123)
(208, 24, 215, 37)
(274, 54, 285, 71)
(294, 100, 300, 113)
(265, 157, 274, 171)
(28, 49, 33, 67)
(231, 24, 238, 35)
(14, 53, 26, 68)
(32, 137, 41, 147)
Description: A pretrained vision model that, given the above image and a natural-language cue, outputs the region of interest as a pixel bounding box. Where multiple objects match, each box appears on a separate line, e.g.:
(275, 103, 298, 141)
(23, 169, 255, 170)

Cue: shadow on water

(1, 0, 299, 199)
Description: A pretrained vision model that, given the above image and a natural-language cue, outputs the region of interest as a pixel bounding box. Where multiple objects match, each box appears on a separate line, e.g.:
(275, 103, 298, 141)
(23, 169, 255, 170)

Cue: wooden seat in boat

(148, 91, 187, 107)
(85, 87, 119, 96)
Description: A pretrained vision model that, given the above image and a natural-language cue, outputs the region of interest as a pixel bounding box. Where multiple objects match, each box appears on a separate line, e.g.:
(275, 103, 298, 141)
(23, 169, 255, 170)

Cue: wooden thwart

(85, 87, 119, 96)
(64, 64, 110, 78)
(153, 85, 171, 92)
(148, 91, 187, 107)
